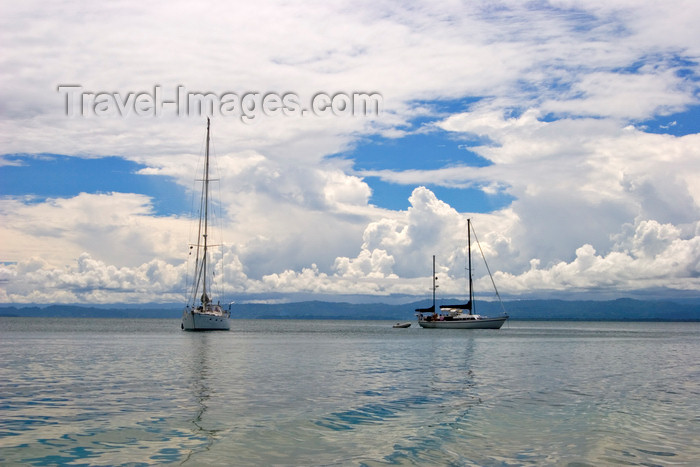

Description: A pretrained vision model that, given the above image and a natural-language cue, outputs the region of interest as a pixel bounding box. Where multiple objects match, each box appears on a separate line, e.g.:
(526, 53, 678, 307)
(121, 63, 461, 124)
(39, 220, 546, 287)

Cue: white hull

(181, 309, 230, 331)
(418, 316, 507, 329)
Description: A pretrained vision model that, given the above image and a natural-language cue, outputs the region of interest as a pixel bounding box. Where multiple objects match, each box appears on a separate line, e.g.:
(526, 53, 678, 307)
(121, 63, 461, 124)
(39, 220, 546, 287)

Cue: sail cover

(415, 305, 435, 313)
(439, 301, 471, 310)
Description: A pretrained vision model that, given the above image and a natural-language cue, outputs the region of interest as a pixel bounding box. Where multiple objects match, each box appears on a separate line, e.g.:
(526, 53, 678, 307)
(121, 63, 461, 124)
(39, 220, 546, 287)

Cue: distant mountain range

(1, 298, 699, 321)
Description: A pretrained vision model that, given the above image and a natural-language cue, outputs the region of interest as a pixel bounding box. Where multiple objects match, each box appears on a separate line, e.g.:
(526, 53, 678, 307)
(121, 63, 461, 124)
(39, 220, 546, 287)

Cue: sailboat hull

(418, 316, 507, 329)
(181, 309, 230, 331)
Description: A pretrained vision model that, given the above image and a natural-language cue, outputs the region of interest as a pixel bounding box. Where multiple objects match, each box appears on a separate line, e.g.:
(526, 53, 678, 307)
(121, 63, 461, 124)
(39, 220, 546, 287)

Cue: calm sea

(1, 318, 698, 466)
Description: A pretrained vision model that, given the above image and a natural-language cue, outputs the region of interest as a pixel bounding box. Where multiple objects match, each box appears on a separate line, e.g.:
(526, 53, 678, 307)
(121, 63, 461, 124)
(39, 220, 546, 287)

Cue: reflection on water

(180, 333, 218, 463)
(1, 319, 699, 466)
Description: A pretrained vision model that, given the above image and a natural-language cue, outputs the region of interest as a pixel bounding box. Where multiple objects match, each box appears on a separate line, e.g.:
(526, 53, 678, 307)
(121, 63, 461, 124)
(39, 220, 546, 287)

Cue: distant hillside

(0, 305, 180, 319)
(487, 298, 700, 321)
(1, 298, 699, 321)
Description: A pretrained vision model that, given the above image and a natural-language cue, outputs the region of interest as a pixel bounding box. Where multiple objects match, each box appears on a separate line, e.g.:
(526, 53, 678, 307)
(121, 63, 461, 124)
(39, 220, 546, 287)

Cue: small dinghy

(392, 322, 411, 328)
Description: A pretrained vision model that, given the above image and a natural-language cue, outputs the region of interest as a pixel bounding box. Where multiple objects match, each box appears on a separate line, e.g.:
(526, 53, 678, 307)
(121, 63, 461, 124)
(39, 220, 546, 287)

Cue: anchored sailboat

(181, 118, 231, 331)
(416, 219, 508, 329)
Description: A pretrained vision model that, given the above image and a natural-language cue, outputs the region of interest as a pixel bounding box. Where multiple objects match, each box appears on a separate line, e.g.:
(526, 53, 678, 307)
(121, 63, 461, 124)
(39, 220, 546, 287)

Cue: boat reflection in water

(181, 334, 220, 463)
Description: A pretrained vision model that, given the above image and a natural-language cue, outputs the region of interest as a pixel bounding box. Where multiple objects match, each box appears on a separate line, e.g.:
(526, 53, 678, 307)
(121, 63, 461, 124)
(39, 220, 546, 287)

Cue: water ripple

(1, 319, 699, 466)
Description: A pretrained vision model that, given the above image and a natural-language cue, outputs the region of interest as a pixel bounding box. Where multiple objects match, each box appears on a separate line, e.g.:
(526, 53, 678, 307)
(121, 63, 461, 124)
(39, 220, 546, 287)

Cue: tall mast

(468, 218, 473, 315)
(201, 117, 210, 304)
(432, 254, 436, 309)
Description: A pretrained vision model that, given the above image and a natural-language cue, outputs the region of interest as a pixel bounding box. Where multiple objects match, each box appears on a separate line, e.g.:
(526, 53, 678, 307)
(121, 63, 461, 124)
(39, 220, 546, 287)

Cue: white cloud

(333, 249, 397, 280)
(2, 185, 699, 302)
(2, 1, 696, 158)
(330, 187, 513, 295)
(1, 254, 187, 304)
(0, 193, 189, 268)
(1, 1, 700, 303)
(491, 219, 700, 294)
(541, 69, 693, 119)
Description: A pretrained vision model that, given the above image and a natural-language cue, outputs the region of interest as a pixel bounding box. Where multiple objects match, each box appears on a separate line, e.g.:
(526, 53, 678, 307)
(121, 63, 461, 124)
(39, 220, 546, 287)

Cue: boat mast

(432, 254, 436, 310)
(201, 117, 211, 306)
(468, 218, 473, 315)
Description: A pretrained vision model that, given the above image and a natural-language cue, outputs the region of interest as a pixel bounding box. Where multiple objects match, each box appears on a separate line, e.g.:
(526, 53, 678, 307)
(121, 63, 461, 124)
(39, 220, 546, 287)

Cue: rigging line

(186, 127, 209, 305)
(189, 129, 208, 247)
(185, 158, 201, 304)
(190, 122, 212, 305)
(464, 227, 469, 295)
(207, 125, 226, 301)
(191, 150, 207, 303)
(471, 223, 508, 315)
(213, 151, 224, 301)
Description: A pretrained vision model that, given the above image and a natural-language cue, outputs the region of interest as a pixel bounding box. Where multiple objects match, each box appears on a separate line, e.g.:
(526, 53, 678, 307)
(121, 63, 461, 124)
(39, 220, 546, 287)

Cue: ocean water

(1, 318, 699, 466)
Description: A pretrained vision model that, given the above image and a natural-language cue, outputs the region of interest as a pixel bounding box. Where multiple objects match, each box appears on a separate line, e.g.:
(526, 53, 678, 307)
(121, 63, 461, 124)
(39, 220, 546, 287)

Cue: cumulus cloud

(330, 187, 505, 296)
(2, 186, 699, 303)
(1, 254, 186, 304)
(1, 1, 700, 303)
(0, 193, 188, 268)
(491, 219, 700, 294)
(429, 107, 700, 267)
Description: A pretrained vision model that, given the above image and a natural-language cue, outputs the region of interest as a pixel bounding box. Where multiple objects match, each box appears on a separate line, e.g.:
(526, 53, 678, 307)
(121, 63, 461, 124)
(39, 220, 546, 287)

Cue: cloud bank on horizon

(1, 1, 699, 304)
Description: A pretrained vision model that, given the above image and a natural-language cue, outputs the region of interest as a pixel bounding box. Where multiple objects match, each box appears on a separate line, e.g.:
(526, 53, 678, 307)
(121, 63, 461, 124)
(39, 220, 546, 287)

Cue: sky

(1, 0, 700, 305)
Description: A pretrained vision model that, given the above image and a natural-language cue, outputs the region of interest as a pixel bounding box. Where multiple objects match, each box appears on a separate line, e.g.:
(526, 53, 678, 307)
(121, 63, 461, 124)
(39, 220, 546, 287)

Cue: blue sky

(332, 124, 513, 212)
(640, 105, 700, 136)
(0, 126, 512, 215)
(1, 1, 700, 305)
(0, 155, 188, 216)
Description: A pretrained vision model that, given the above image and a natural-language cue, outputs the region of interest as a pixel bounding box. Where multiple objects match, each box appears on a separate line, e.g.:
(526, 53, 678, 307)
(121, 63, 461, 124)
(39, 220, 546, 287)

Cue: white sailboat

(181, 118, 231, 331)
(416, 219, 508, 329)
